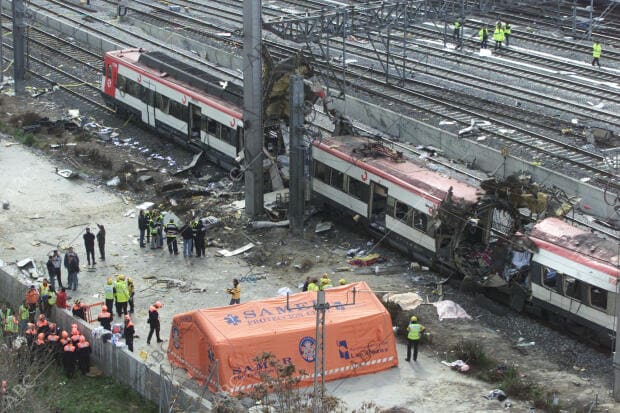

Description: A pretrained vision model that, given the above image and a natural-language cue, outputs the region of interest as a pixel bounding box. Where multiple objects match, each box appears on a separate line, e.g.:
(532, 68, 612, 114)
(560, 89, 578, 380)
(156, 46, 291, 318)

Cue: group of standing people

(138, 210, 207, 258)
(476, 19, 511, 50)
(82, 225, 106, 266)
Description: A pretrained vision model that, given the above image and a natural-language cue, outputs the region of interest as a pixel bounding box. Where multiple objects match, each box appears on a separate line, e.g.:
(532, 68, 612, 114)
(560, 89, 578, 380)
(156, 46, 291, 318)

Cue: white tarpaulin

(432, 300, 472, 321)
(382, 292, 423, 310)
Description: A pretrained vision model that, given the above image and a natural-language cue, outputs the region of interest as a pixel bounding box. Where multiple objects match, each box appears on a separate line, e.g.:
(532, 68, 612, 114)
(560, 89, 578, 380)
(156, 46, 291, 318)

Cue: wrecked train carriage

(101, 48, 318, 170)
(311, 135, 481, 270)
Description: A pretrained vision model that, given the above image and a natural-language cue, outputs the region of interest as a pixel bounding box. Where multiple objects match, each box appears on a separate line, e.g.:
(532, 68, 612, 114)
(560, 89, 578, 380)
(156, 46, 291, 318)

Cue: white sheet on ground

(383, 292, 423, 310)
(432, 300, 472, 321)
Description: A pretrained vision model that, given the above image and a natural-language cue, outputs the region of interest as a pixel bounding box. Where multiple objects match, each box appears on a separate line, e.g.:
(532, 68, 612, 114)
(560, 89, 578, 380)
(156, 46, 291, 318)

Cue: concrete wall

(0, 267, 211, 412)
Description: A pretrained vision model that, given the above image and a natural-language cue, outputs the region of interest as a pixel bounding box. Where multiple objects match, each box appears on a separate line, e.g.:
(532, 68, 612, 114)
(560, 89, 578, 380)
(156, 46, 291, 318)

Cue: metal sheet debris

(315, 221, 333, 233)
(135, 202, 154, 211)
(216, 243, 255, 257)
(249, 220, 289, 229)
(57, 169, 77, 179)
(17, 257, 39, 279)
(174, 151, 203, 175)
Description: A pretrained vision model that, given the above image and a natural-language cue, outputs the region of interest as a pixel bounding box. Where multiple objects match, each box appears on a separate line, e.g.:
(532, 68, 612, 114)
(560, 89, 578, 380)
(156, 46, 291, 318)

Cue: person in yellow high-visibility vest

(493, 25, 505, 50)
(405, 316, 425, 362)
(592, 41, 602, 68)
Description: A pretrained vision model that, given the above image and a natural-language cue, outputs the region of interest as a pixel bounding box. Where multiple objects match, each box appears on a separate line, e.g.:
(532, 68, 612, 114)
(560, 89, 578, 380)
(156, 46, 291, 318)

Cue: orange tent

(167, 281, 398, 394)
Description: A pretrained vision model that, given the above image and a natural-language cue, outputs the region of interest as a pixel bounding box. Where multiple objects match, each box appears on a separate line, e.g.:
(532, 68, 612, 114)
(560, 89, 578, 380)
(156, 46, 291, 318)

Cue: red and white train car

(311, 135, 480, 263)
(527, 217, 619, 337)
(101, 48, 244, 168)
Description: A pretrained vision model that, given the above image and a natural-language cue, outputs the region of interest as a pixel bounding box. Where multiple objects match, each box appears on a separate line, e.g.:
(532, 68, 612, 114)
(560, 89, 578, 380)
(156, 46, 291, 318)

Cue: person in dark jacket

(46, 256, 56, 290)
(180, 222, 194, 258)
(124, 315, 135, 352)
(138, 210, 148, 248)
(65, 250, 80, 291)
(83, 228, 96, 266)
(76, 336, 91, 375)
(96, 224, 106, 261)
(194, 220, 206, 258)
(63, 341, 77, 378)
(146, 301, 163, 345)
(97, 305, 112, 331)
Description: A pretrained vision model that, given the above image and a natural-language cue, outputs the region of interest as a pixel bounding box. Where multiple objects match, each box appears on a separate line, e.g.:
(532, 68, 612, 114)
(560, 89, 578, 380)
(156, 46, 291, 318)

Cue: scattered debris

(2, 201, 9, 210)
(315, 221, 333, 233)
(441, 359, 470, 373)
(56, 169, 77, 179)
(249, 220, 289, 229)
(348, 253, 385, 266)
(106, 176, 120, 187)
(483, 389, 507, 401)
(174, 151, 203, 175)
(17, 258, 39, 279)
(137, 175, 153, 183)
(135, 201, 154, 211)
(216, 243, 255, 257)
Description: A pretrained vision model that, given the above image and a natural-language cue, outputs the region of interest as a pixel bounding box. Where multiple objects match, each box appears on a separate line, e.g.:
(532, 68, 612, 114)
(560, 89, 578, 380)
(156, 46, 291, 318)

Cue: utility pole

(287, 287, 358, 413)
(588, 0, 593, 40)
(242, 0, 263, 218)
(288, 75, 305, 235)
(614, 280, 620, 400)
(0, 0, 4, 83)
(12, 0, 25, 95)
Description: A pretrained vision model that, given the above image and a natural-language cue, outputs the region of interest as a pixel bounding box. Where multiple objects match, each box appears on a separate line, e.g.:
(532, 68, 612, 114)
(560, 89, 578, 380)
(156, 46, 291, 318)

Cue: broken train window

(590, 286, 607, 310)
(313, 161, 330, 184)
(542, 267, 559, 290)
(564, 276, 583, 301)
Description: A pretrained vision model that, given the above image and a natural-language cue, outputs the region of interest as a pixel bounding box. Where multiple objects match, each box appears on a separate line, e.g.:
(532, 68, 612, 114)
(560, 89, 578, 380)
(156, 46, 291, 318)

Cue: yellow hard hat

(321, 278, 329, 285)
(321, 273, 328, 278)
(118, 274, 125, 281)
(127, 278, 133, 283)
(107, 277, 113, 284)
(410, 316, 417, 322)
(339, 279, 346, 285)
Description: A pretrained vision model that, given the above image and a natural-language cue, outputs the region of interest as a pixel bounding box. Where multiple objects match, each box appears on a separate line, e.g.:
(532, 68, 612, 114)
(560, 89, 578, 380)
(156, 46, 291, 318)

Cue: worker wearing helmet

(76, 335, 91, 375)
(104, 278, 115, 317)
(319, 278, 333, 290)
(124, 315, 135, 352)
(405, 316, 425, 362)
(33, 332, 47, 361)
(36, 314, 49, 335)
(72, 300, 85, 320)
(63, 339, 77, 378)
(97, 305, 112, 331)
(307, 278, 319, 292)
(339, 279, 347, 286)
(147, 301, 163, 345)
(114, 275, 130, 317)
(127, 278, 135, 314)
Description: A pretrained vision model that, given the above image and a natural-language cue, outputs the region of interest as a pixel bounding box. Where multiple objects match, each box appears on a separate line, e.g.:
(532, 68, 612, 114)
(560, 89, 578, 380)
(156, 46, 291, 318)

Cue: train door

(369, 182, 388, 228)
(188, 103, 201, 142)
(104, 62, 117, 96)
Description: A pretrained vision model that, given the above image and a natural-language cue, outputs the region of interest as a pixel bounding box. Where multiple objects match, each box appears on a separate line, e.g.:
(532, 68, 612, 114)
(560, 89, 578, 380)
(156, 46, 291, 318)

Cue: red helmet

(79, 335, 86, 343)
(155, 301, 162, 308)
(102, 305, 108, 312)
(37, 333, 44, 340)
(61, 331, 69, 338)
(71, 328, 79, 336)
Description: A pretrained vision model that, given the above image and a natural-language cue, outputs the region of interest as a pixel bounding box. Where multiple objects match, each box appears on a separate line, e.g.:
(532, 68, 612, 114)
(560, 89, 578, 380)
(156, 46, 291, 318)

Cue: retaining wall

(0, 267, 210, 412)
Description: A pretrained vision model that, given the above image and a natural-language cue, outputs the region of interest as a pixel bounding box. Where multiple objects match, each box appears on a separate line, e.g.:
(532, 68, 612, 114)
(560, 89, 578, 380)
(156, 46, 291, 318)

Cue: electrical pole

(12, 0, 25, 95)
(287, 287, 358, 413)
(588, 0, 593, 40)
(242, 0, 263, 218)
(614, 281, 620, 400)
(288, 75, 305, 235)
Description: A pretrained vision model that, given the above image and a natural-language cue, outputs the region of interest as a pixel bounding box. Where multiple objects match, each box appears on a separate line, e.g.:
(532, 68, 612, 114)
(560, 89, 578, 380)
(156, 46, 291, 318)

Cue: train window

(330, 169, 344, 190)
(207, 118, 217, 135)
(156, 94, 169, 114)
(223, 127, 236, 146)
(313, 161, 330, 184)
(564, 276, 582, 301)
(395, 202, 412, 225)
(169, 101, 182, 120)
(590, 287, 607, 310)
(348, 177, 369, 201)
(542, 267, 558, 289)
(117, 75, 126, 92)
(128, 80, 140, 97)
(386, 196, 396, 217)
(413, 211, 428, 232)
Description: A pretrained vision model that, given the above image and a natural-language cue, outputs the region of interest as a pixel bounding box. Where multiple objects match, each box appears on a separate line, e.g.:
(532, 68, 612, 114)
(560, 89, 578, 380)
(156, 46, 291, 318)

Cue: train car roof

(314, 136, 480, 205)
(530, 217, 619, 277)
(105, 49, 243, 117)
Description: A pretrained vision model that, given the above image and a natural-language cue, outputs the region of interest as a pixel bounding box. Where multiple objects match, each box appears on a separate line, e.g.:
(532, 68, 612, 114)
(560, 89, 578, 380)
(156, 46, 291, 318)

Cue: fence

(0, 267, 211, 412)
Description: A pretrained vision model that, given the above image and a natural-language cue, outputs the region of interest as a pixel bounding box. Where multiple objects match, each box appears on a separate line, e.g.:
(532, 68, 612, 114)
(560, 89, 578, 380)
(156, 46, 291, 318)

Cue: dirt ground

(0, 95, 617, 412)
